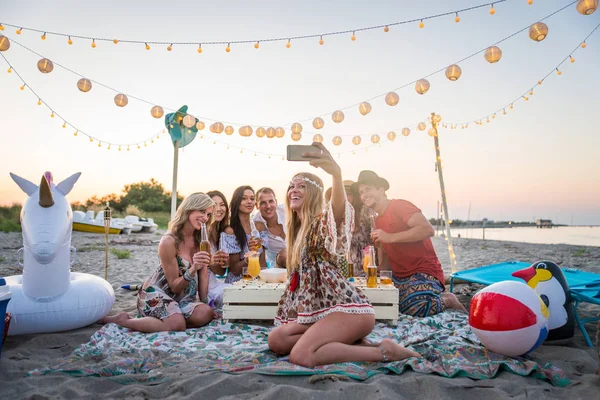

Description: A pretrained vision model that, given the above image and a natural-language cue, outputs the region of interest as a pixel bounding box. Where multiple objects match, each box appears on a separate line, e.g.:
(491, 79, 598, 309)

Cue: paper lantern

(415, 79, 430, 95)
(255, 127, 266, 137)
(196, 121, 205, 130)
(401, 128, 410, 137)
(371, 134, 380, 144)
(385, 92, 399, 106)
(332, 110, 345, 123)
(313, 134, 323, 143)
(469, 281, 549, 357)
(210, 122, 224, 134)
(77, 78, 92, 93)
(332, 136, 342, 146)
(224, 125, 234, 135)
(114, 93, 128, 107)
(428, 128, 437, 137)
(291, 132, 302, 141)
(313, 117, 325, 129)
(352, 136, 361, 145)
(183, 115, 196, 128)
(239, 125, 253, 137)
(0, 34, 10, 52)
(275, 127, 285, 138)
(291, 122, 303, 134)
(576, 0, 598, 15)
(417, 122, 427, 131)
(150, 105, 164, 119)
(358, 102, 372, 116)
(529, 22, 548, 42)
(445, 64, 462, 81)
(266, 127, 276, 138)
(433, 114, 442, 123)
(387, 131, 396, 141)
(37, 58, 54, 73)
(484, 46, 502, 63)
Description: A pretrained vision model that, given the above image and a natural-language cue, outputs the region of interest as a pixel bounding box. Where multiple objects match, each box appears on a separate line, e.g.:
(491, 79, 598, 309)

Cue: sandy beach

(0, 231, 598, 399)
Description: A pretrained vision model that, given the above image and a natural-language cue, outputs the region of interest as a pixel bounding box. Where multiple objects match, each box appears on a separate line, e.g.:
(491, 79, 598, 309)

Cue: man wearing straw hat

(353, 170, 466, 317)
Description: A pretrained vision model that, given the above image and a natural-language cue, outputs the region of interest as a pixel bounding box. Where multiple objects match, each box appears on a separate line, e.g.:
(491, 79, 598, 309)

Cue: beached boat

(125, 215, 158, 233)
(72, 210, 132, 234)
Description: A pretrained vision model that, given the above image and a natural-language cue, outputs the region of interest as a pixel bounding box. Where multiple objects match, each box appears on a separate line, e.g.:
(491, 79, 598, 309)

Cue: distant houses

(536, 219, 553, 228)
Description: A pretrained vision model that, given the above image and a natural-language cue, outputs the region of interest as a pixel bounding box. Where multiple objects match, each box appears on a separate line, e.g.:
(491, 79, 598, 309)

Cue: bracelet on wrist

(183, 269, 193, 282)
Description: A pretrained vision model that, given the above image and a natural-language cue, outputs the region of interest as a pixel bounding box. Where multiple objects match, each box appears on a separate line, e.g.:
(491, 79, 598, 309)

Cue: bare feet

(101, 312, 131, 325)
(379, 338, 420, 361)
(442, 293, 468, 313)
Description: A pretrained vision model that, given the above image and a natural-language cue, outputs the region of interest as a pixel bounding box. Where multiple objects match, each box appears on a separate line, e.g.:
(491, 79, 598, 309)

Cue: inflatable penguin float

(512, 261, 575, 342)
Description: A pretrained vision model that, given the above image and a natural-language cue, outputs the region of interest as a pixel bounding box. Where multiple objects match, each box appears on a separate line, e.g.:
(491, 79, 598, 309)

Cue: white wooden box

(222, 277, 398, 324)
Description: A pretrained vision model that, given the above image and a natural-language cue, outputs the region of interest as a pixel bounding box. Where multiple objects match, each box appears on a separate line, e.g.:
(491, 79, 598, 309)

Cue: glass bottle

(250, 219, 261, 251)
(199, 223, 211, 255)
(366, 246, 378, 288)
(346, 252, 355, 281)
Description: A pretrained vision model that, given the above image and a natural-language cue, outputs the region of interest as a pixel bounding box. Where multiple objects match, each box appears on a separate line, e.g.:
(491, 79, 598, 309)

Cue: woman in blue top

(222, 186, 268, 283)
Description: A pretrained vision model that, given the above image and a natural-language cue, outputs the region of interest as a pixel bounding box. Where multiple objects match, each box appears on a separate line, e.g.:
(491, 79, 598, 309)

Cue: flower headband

(291, 175, 323, 192)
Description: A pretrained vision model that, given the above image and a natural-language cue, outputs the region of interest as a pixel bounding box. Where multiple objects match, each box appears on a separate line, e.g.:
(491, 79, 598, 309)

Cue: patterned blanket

(29, 311, 570, 386)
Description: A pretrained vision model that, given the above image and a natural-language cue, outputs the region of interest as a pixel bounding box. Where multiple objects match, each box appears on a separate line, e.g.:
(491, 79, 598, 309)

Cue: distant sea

(445, 226, 600, 247)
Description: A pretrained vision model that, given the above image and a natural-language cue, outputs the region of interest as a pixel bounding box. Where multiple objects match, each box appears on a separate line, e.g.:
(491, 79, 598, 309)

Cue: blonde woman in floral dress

(268, 143, 419, 367)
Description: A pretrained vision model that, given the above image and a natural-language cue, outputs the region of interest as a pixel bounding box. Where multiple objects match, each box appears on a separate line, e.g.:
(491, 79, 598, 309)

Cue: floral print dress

(274, 202, 374, 325)
(137, 234, 203, 319)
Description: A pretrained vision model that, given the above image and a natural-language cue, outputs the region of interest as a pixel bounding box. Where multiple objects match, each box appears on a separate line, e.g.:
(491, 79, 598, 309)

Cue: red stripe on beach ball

(470, 292, 537, 331)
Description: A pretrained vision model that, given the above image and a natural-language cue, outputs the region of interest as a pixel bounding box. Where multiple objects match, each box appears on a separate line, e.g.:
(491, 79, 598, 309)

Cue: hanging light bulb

(225, 43, 231, 52)
(41, 32, 46, 40)
(16, 28, 22, 35)
(358, 102, 372, 116)
(150, 105, 164, 119)
(528, 0, 533, 4)
(74, 130, 78, 136)
(576, 0, 598, 15)
(484, 46, 502, 63)
(254, 41, 259, 49)
(198, 44, 203, 53)
(319, 35, 324, 45)
(570, 55, 575, 63)
(385, 92, 399, 106)
(312, 117, 325, 129)
(445, 64, 462, 81)
(581, 42, 587, 48)
(7, 66, 11, 73)
(351, 31, 356, 41)
(91, 39, 96, 48)
(50, 111, 55, 118)
(20, 84, 25, 90)
(415, 79, 430, 95)
(419, 20, 424, 28)
(113, 39, 119, 44)
(37, 98, 41, 105)
(538, 80, 543, 85)
(62, 122, 67, 128)
(529, 22, 549, 42)
(556, 68, 562, 75)
(167, 44, 173, 51)
(68, 36, 73, 45)
(490, 4, 496, 15)
(145, 43, 150, 50)
(529, 90, 534, 96)
(286, 39, 291, 48)
(455, 13, 460, 23)
(0, 24, 4, 31)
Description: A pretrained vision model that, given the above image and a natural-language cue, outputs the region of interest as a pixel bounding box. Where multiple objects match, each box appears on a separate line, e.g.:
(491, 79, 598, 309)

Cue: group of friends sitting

(102, 143, 466, 367)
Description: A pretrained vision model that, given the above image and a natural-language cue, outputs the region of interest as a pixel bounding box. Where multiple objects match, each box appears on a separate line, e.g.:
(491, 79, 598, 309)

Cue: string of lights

(0, 0, 580, 143)
(0, 1, 510, 51)
(440, 20, 600, 129)
(0, 49, 425, 158)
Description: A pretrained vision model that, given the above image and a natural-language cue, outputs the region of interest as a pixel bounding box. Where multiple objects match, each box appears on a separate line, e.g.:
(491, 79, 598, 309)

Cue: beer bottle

(199, 223, 211, 255)
(366, 246, 378, 288)
(250, 219, 261, 251)
(346, 252, 354, 281)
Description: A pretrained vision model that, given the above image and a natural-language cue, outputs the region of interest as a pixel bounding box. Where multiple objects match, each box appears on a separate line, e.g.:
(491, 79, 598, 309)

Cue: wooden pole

(171, 141, 179, 220)
(431, 112, 457, 273)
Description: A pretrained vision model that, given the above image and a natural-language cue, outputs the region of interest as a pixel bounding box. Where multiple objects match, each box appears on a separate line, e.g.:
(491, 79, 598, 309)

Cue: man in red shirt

(353, 170, 466, 317)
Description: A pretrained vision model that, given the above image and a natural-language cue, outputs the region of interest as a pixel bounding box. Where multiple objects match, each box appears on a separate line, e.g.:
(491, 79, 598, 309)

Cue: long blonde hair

(285, 173, 325, 272)
(167, 192, 215, 248)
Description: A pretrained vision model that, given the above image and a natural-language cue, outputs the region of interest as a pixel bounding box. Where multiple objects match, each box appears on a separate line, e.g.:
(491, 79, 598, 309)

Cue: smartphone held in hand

(286, 145, 321, 161)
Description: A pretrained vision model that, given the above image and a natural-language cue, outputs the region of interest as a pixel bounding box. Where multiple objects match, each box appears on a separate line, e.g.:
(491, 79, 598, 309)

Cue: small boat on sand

(72, 211, 134, 234)
(125, 216, 158, 233)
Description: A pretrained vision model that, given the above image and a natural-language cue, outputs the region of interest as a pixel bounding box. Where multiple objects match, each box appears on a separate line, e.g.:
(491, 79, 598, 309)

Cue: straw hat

(352, 170, 389, 191)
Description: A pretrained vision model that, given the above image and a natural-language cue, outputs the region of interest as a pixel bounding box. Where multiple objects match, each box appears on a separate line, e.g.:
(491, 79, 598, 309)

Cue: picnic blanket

(29, 311, 570, 386)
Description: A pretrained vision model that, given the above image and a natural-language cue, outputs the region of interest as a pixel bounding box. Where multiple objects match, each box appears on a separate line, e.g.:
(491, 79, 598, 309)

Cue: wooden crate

(222, 277, 398, 324)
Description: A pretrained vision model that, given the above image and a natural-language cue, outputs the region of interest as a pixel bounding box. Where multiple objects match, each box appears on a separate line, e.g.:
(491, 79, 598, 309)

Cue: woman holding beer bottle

(268, 143, 419, 367)
(221, 186, 268, 283)
(101, 193, 215, 332)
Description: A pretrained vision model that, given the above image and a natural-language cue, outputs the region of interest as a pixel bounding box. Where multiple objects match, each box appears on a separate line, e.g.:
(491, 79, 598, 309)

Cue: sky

(0, 0, 599, 225)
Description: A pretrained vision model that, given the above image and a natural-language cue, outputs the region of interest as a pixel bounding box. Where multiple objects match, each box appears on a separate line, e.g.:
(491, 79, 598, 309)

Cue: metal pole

(171, 141, 179, 220)
(431, 112, 457, 273)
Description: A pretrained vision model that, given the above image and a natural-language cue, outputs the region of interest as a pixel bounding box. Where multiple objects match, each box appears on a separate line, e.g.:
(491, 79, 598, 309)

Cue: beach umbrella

(165, 105, 199, 218)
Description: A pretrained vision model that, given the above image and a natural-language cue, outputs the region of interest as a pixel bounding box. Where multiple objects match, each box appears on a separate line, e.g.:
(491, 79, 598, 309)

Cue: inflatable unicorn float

(3, 171, 114, 335)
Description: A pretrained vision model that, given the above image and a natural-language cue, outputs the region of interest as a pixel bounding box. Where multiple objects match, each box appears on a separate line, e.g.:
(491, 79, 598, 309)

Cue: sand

(0, 231, 598, 399)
